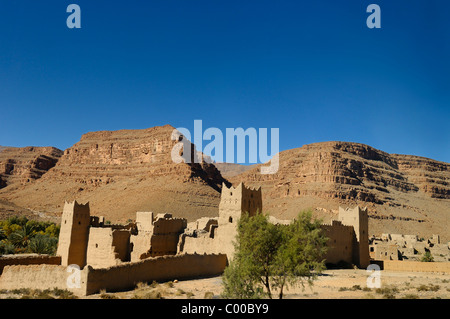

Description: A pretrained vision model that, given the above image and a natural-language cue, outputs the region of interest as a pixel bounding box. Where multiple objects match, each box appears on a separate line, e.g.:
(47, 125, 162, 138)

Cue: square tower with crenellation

(338, 206, 370, 268)
(218, 182, 262, 226)
(56, 201, 91, 268)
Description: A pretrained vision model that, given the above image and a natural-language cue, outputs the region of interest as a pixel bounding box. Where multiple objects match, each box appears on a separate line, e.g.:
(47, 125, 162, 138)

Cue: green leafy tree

(271, 211, 328, 298)
(44, 224, 60, 238)
(222, 257, 265, 299)
(8, 223, 36, 249)
(2, 222, 21, 237)
(222, 210, 328, 299)
(8, 216, 29, 227)
(0, 218, 60, 255)
(421, 250, 434, 262)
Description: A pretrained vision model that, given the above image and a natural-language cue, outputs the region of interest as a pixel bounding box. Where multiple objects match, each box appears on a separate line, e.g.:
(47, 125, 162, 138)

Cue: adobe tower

(218, 182, 262, 226)
(56, 201, 91, 268)
(338, 206, 370, 268)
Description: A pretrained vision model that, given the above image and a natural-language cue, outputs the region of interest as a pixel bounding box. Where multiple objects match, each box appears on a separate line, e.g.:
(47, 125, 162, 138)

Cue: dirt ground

(86, 269, 449, 299)
(1, 269, 448, 299)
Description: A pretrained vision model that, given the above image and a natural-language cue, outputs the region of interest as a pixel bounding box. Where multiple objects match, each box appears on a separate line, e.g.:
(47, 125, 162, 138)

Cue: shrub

(421, 251, 434, 262)
(176, 289, 186, 296)
(143, 291, 163, 299)
(186, 292, 194, 298)
(417, 284, 440, 292)
(0, 241, 16, 255)
(402, 294, 419, 299)
(204, 291, 214, 299)
(100, 292, 118, 299)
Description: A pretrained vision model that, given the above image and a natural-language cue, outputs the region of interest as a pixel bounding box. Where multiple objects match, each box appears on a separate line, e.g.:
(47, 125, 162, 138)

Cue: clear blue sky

(0, 1, 449, 163)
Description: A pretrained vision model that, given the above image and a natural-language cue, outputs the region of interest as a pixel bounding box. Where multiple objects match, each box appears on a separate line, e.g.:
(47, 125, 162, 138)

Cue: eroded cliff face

(0, 125, 227, 222)
(231, 142, 449, 202)
(49, 125, 224, 189)
(391, 154, 450, 199)
(229, 142, 450, 240)
(0, 146, 63, 189)
(1, 136, 448, 240)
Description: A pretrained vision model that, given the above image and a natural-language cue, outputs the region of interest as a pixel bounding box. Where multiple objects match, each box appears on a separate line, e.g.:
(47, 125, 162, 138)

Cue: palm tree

(8, 223, 36, 249)
(28, 234, 58, 255)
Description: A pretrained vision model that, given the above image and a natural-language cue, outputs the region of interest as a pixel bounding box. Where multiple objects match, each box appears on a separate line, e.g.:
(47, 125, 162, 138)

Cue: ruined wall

(0, 254, 61, 275)
(181, 194, 368, 266)
(0, 254, 227, 296)
(131, 213, 187, 259)
(369, 243, 399, 260)
(180, 235, 220, 255)
(149, 216, 188, 256)
(135, 211, 154, 232)
(381, 260, 450, 273)
(86, 228, 130, 268)
(179, 224, 235, 258)
(188, 217, 218, 232)
(112, 230, 131, 263)
(130, 211, 153, 261)
(130, 233, 151, 261)
(0, 264, 88, 295)
(85, 253, 227, 295)
(320, 221, 354, 265)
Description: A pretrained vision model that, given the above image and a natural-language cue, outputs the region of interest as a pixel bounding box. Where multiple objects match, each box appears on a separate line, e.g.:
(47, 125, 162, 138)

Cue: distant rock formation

(1, 134, 448, 241)
(0, 125, 228, 222)
(0, 146, 63, 189)
(229, 141, 449, 241)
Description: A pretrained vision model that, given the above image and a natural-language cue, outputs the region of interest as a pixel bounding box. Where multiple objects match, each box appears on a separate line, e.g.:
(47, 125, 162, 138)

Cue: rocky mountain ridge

(228, 141, 449, 240)
(0, 146, 63, 189)
(0, 125, 228, 222)
(0, 134, 448, 241)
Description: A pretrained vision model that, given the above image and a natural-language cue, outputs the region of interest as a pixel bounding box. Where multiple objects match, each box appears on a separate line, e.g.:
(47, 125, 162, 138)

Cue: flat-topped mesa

(0, 146, 63, 189)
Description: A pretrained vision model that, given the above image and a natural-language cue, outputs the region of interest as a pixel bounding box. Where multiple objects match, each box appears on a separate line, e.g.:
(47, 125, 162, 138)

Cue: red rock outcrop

(0, 146, 63, 189)
(0, 125, 228, 222)
(228, 141, 450, 240)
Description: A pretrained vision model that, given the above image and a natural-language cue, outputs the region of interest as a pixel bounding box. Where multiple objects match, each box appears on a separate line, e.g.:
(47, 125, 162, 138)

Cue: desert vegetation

(0, 287, 77, 299)
(222, 210, 328, 299)
(0, 217, 59, 255)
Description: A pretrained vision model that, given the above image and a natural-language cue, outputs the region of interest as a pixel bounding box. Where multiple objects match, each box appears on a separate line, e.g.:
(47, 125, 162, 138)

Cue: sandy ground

(1, 269, 448, 299)
(85, 269, 449, 299)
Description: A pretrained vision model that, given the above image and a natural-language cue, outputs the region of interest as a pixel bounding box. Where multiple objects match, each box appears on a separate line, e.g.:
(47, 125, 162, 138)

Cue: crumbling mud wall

(86, 228, 131, 268)
(381, 260, 450, 273)
(0, 253, 227, 296)
(0, 264, 88, 295)
(85, 253, 227, 295)
(0, 254, 61, 275)
(320, 221, 354, 266)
